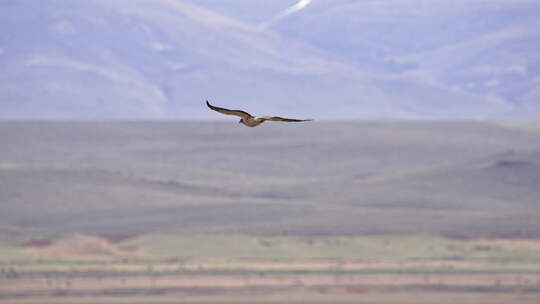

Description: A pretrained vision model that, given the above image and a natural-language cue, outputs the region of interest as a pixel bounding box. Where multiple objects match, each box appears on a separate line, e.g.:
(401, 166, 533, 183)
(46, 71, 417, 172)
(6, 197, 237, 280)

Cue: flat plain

(1, 121, 540, 303)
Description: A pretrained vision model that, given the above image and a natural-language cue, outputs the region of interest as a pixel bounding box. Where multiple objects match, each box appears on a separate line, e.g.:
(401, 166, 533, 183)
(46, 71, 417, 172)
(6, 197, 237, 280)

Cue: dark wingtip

(206, 100, 211, 108)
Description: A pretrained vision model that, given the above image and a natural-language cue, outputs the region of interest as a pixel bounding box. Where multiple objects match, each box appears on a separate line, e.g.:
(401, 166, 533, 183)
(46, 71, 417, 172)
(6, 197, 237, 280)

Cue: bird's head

(238, 119, 243, 124)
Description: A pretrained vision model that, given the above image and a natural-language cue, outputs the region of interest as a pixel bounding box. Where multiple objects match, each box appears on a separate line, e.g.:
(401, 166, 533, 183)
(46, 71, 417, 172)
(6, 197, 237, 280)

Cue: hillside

(0, 0, 400, 119)
(186, 0, 540, 119)
(1, 121, 539, 239)
(1, 0, 539, 119)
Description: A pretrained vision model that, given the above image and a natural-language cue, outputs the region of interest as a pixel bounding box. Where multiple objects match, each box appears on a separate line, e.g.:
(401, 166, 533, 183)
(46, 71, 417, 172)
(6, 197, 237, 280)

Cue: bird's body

(240, 116, 266, 127)
(206, 101, 312, 127)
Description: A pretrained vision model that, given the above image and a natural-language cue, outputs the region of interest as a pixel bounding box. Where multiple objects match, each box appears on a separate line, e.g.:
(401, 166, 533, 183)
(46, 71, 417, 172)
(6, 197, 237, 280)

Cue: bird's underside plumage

(206, 101, 312, 127)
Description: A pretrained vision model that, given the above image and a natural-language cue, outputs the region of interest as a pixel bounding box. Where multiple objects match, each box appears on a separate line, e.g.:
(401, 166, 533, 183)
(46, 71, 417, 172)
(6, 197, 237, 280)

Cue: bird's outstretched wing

(263, 116, 313, 122)
(206, 101, 253, 119)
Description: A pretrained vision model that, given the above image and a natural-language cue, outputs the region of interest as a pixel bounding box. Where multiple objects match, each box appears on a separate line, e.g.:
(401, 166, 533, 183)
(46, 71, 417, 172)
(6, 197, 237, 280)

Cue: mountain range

(0, 0, 539, 119)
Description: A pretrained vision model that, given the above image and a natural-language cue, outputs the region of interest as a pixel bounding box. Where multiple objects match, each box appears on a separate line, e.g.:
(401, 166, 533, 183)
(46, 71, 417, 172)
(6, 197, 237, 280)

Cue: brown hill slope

(0, 121, 539, 238)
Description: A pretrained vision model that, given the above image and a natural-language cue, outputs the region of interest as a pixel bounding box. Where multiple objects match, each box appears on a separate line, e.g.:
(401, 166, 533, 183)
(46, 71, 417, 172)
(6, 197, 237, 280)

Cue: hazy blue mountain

(186, 0, 540, 119)
(0, 0, 538, 119)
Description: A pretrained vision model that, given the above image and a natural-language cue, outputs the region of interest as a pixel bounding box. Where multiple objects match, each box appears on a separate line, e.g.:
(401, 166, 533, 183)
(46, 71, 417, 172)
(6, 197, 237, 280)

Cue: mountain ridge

(1, 0, 538, 119)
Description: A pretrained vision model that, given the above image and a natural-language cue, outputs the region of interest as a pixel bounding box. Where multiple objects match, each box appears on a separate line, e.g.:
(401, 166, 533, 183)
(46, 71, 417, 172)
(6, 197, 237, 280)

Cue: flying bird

(206, 101, 312, 127)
